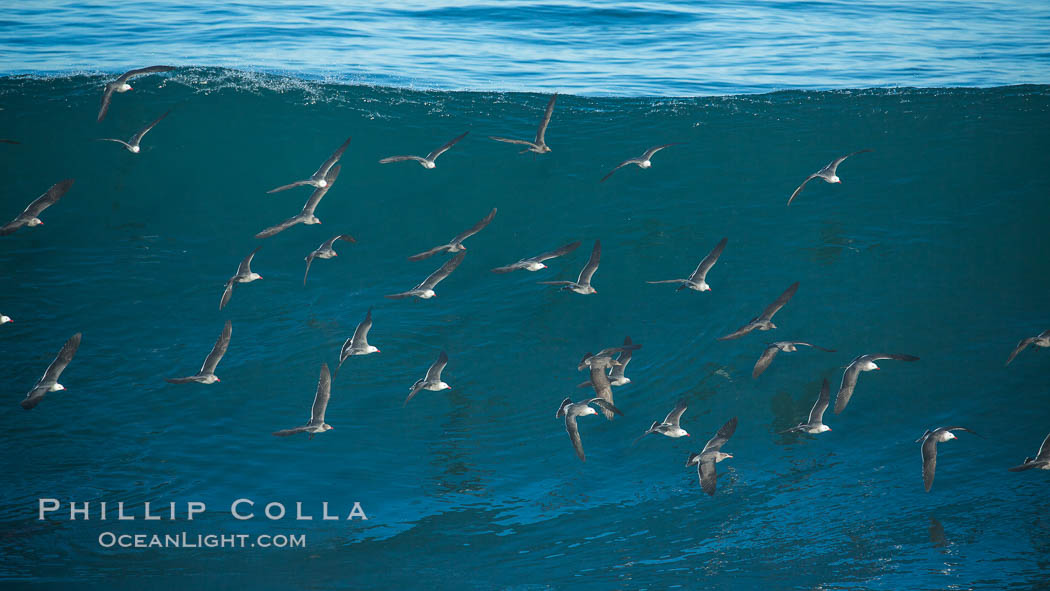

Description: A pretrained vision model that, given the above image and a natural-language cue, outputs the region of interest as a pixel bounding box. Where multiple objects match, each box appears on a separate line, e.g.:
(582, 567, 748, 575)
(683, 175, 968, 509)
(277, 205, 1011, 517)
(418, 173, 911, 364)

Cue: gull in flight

(779, 378, 832, 434)
(98, 110, 170, 153)
(752, 341, 835, 379)
(686, 417, 738, 496)
(166, 320, 231, 384)
(220, 246, 262, 310)
(1005, 329, 1050, 365)
(491, 240, 580, 273)
(490, 94, 557, 154)
(304, 234, 356, 286)
(386, 251, 466, 299)
(408, 208, 496, 261)
(255, 165, 340, 239)
(647, 237, 727, 292)
(834, 353, 920, 414)
(97, 65, 175, 122)
(1009, 433, 1050, 472)
(273, 363, 334, 439)
(268, 137, 351, 193)
(20, 333, 81, 410)
(917, 426, 978, 492)
(556, 396, 623, 462)
(640, 400, 690, 439)
(1, 179, 74, 236)
(600, 143, 681, 183)
(538, 240, 600, 294)
(718, 281, 799, 340)
(404, 351, 450, 406)
(379, 131, 468, 169)
(787, 149, 872, 205)
(337, 307, 379, 373)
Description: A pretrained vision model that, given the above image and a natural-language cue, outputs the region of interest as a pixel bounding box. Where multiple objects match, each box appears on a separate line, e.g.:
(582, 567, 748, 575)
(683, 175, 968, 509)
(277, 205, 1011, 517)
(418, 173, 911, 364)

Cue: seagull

(647, 237, 727, 292)
(20, 333, 81, 410)
(718, 281, 799, 340)
(779, 378, 832, 434)
(98, 110, 170, 153)
(577, 338, 642, 372)
(556, 396, 623, 462)
(220, 246, 262, 310)
(337, 307, 379, 372)
(386, 251, 466, 299)
(273, 363, 334, 439)
(404, 351, 450, 406)
(641, 400, 690, 438)
(303, 234, 356, 286)
(165, 320, 231, 384)
(1, 315, 11, 324)
(97, 66, 176, 122)
(1008, 433, 1050, 472)
(379, 131, 468, 168)
(752, 341, 836, 379)
(833, 353, 920, 414)
(1005, 329, 1050, 365)
(489, 94, 557, 154)
(268, 137, 351, 193)
(608, 336, 636, 386)
(1, 179, 74, 236)
(685, 417, 738, 496)
(255, 165, 340, 239)
(539, 240, 600, 294)
(917, 426, 978, 492)
(600, 143, 681, 183)
(491, 240, 581, 273)
(787, 149, 872, 205)
(408, 208, 496, 261)
(579, 358, 622, 420)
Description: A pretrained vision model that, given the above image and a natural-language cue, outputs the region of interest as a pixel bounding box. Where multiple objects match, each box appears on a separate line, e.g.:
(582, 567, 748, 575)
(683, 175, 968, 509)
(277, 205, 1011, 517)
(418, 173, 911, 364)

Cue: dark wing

(425, 351, 448, 382)
(751, 345, 780, 379)
(490, 263, 523, 273)
(303, 254, 316, 286)
(379, 155, 426, 164)
(833, 362, 863, 414)
(451, 207, 497, 244)
(1037, 432, 1050, 462)
(164, 376, 198, 385)
(587, 398, 624, 417)
(535, 93, 557, 144)
(488, 136, 535, 147)
(718, 322, 756, 341)
(23, 179, 75, 219)
(702, 417, 738, 454)
(117, 65, 176, 83)
(609, 337, 634, 380)
(97, 84, 116, 122)
(577, 240, 601, 285)
(922, 436, 938, 492)
(1006, 337, 1036, 365)
(403, 381, 424, 406)
(237, 246, 261, 275)
(759, 281, 799, 322)
(690, 237, 728, 283)
(699, 460, 718, 496)
(426, 131, 469, 161)
(303, 165, 339, 215)
(869, 353, 920, 362)
(589, 365, 616, 419)
(0, 218, 27, 236)
(419, 251, 466, 290)
(314, 137, 351, 178)
(556, 397, 572, 418)
(219, 280, 234, 310)
(532, 240, 581, 263)
(273, 426, 309, 437)
(385, 291, 416, 299)
(255, 216, 302, 239)
(310, 363, 331, 423)
(663, 399, 688, 427)
(787, 174, 818, 206)
(130, 109, 170, 144)
(809, 378, 831, 424)
(200, 320, 231, 375)
(599, 161, 634, 183)
(641, 143, 681, 160)
(828, 149, 872, 174)
(267, 180, 311, 194)
(38, 332, 82, 388)
(565, 414, 585, 461)
(407, 244, 451, 262)
(351, 307, 373, 348)
(792, 342, 836, 352)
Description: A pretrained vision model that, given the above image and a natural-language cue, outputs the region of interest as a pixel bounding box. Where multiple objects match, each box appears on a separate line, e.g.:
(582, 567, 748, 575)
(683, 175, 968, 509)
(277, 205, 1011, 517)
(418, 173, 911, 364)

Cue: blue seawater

(0, 72, 1048, 589)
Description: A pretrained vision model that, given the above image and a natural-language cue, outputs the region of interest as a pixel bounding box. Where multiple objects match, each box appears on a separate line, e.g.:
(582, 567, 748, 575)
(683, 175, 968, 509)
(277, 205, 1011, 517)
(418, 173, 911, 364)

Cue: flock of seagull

(5, 66, 1049, 496)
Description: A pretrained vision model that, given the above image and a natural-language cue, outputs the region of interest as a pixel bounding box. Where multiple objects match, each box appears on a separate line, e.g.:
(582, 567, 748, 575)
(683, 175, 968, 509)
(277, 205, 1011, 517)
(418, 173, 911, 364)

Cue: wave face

(1, 75, 1049, 589)
(2, 1, 1050, 95)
